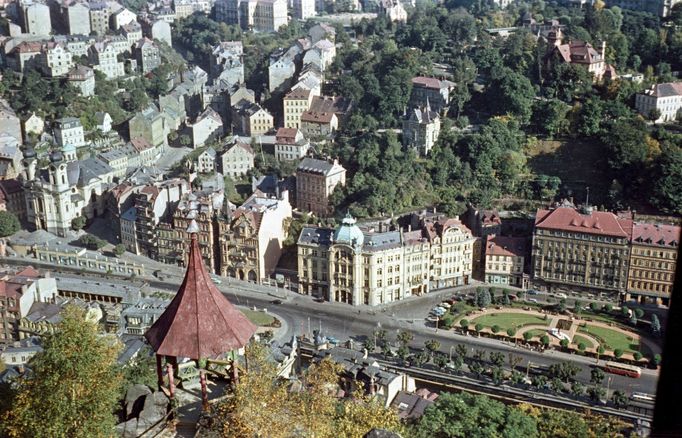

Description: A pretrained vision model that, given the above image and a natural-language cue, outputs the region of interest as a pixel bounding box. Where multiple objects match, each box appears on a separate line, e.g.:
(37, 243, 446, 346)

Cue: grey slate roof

(298, 227, 333, 246)
(297, 158, 334, 175)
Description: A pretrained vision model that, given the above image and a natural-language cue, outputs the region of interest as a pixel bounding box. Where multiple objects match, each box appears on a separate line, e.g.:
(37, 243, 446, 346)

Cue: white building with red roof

(484, 235, 528, 288)
(409, 76, 455, 114)
(635, 82, 682, 123)
(545, 28, 616, 81)
(532, 204, 632, 294)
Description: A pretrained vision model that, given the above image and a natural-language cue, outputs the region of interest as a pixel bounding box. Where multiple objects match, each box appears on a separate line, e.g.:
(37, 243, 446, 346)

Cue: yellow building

(626, 223, 679, 306)
(283, 88, 313, 129)
(532, 205, 632, 295)
(297, 214, 474, 306)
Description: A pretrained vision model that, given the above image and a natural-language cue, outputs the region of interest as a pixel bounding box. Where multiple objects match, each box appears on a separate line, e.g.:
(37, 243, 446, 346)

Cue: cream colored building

(297, 214, 474, 306)
(626, 222, 679, 306)
(283, 88, 313, 129)
(483, 235, 528, 288)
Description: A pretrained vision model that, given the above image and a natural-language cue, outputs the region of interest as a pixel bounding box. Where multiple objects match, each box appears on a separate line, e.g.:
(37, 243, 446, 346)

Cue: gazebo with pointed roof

(145, 220, 257, 386)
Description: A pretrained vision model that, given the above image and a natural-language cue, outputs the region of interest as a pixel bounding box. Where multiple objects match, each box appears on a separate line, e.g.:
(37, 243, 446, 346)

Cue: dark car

(271, 299, 283, 305)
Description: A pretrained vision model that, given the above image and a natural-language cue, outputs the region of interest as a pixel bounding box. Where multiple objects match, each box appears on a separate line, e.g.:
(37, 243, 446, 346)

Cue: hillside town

(0, 0, 680, 435)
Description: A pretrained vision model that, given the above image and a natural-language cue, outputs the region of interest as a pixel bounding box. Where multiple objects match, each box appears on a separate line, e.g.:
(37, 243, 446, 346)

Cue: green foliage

(487, 67, 536, 124)
(475, 323, 484, 333)
(548, 362, 580, 382)
(71, 216, 86, 231)
(650, 144, 682, 215)
(560, 338, 569, 348)
(440, 313, 455, 329)
(78, 234, 107, 250)
(120, 347, 157, 395)
(654, 353, 662, 365)
(651, 314, 661, 335)
(633, 351, 643, 361)
(3, 306, 122, 437)
(506, 328, 516, 337)
(412, 392, 538, 438)
(476, 288, 492, 308)
(540, 335, 550, 346)
(491, 325, 501, 334)
(424, 339, 441, 355)
(397, 330, 414, 347)
(0, 211, 20, 237)
(590, 367, 605, 385)
(523, 331, 533, 342)
(612, 390, 628, 408)
(113, 244, 126, 256)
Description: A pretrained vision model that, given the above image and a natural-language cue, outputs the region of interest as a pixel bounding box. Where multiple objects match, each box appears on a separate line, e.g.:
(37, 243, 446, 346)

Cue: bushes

(78, 234, 107, 250)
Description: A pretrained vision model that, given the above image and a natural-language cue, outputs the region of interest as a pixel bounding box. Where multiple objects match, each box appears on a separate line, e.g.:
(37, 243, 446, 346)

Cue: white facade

(220, 141, 254, 177)
(90, 43, 125, 79)
(635, 82, 682, 123)
(22, 2, 52, 36)
(64, 3, 91, 36)
(54, 117, 85, 150)
(41, 44, 74, 77)
(292, 0, 315, 19)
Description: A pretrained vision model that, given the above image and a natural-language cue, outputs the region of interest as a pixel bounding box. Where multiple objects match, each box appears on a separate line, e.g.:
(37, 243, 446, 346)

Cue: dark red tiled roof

(535, 207, 632, 239)
(486, 235, 526, 257)
(632, 223, 680, 247)
(145, 232, 256, 359)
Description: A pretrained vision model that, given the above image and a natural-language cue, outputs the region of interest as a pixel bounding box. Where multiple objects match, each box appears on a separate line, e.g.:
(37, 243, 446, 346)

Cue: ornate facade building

(297, 214, 474, 306)
(22, 145, 114, 237)
(532, 204, 632, 295)
(626, 223, 679, 306)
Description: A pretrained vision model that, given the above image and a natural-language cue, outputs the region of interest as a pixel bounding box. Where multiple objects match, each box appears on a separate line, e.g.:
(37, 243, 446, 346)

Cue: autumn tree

(3, 306, 122, 438)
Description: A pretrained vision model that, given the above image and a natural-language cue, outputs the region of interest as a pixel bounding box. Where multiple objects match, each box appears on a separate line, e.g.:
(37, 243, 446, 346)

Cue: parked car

(326, 336, 339, 345)
(527, 290, 539, 295)
(529, 298, 538, 303)
(211, 275, 222, 284)
(440, 302, 452, 309)
(556, 293, 568, 299)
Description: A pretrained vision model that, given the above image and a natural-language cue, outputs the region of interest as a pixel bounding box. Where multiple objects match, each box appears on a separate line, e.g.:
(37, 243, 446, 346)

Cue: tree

(540, 335, 550, 346)
(597, 345, 606, 356)
(578, 343, 587, 353)
(180, 134, 191, 146)
(560, 338, 569, 349)
(3, 306, 122, 437)
(590, 302, 600, 312)
(491, 325, 501, 334)
(397, 345, 410, 363)
(434, 353, 448, 369)
(621, 305, 630, 317)
(604, 303, 613, 313)
(424, 339, 441, 357)
(571, 381, 585, 398)
(364, 337, 376, 353)
(397, 330, 414, 348)
(71, 216, 86, 231)
(574, 300, 584, 314)
(412, 392, 538, 438)
(374, 329, 387, 347)
(506, 328, 516, 338)
(633, 351, 643, 361)
(0, 211, 20, 237)
(634, 308, 644, 318)
(654, 354, 662, 366)
(488, 67, 535, 124)
(475, 323, 484, 335)
(591, 367, 605, 385)
(613, 348, 624, 358)
(523, 331, 533, 342)
(455, 344, 467, 358)
(113, 244, 126, 256)
(489, 352, 505, 368)
(476, 288, 492, 308)
(602, 118, 648, 173)
(549, 362, 580, 382)
(460, 319, 470, 331)
(550, 378, 565, 393)
(588, 386, 606, 403)
(440, 313, 455, 329)
(612, 390, 628, 408)
(78, 234, 106, 250)
(120, 346, 157, 394)
(651, 144, 682, 215)
(629, 314, 638, 326)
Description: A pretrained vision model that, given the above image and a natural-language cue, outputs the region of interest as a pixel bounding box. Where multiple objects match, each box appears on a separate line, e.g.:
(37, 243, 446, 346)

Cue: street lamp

(526, 360, 532, 380)
(449, 345, 455, 362)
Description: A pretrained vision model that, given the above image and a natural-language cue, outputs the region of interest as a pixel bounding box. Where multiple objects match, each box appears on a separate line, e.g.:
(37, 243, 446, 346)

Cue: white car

(556, 293, 568, 299)
(211, 275, 222, 284)
(439, 302, 452, 309)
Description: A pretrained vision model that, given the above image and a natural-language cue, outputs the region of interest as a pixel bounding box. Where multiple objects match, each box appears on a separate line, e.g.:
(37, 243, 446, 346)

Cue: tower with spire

(145, 220, 257, 391)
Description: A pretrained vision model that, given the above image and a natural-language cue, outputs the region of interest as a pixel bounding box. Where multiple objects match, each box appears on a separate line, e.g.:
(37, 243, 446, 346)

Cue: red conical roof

(145, 231, 257, 359)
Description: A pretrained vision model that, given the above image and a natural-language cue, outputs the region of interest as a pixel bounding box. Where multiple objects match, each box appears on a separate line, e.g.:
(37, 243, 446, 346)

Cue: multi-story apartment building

(292, 0, 315, 19)
(21, 1, 51, 36)
(232, 101, 273, 136)
(635, 82, 682, 123)
(220, 140, 254, 178)
(62, 3, 90, 35)
(297, 214, 474, 305)
(128, 104, 167, 148)
(218, 189, 292, 281)
(545, 29, 615, 82)
(211, 41, 244, 86)
(626, 223, 679, 306)
(402, 104, 440, 157)
(532, 205, 633, 295)
(89, 1, 111, 35)
(274, 128, 309, 161)
(295, 158, 346, 217)
(283, 88, 313, 129)
(215, 0, 287, 31)
(66, 65, 96, 96)
(40, 43, 74, 77)
(89, 42, 125, 79)
(269, 46, 298, 93)
(483, 235, 528, 288)
(156, 189, 223, 272)
(53, 117, 85, 150)
(132, 179, 189, 259)
(134, 38, 161, 73)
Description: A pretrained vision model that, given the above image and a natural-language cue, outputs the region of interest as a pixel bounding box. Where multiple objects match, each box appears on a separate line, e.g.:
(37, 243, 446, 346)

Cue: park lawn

(241, 309, 275, 326)
(579, 325, 639, 353)
(571, 334, 594, 349)
(472, 313, 549, 331)
(525, 328, 548, 339)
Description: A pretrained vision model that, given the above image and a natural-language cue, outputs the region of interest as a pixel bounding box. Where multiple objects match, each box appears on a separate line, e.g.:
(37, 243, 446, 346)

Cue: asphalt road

(44, 268, 659, 398)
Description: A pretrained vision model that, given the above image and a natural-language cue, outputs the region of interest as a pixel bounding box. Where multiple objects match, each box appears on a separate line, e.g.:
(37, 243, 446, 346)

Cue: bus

(603, 361, 642, 378)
